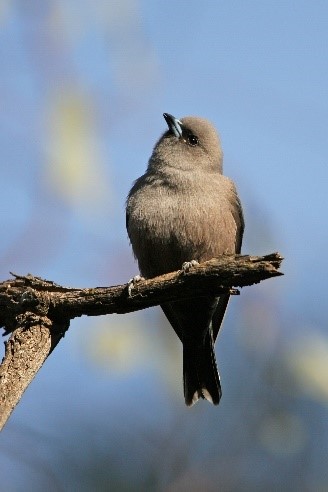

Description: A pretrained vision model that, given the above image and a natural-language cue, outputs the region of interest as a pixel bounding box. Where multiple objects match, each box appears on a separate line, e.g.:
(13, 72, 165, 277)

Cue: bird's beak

(163, 113, 183, 138)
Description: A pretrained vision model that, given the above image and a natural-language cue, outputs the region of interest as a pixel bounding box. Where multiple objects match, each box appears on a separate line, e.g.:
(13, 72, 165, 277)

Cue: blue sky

(1, 2, 328, 489)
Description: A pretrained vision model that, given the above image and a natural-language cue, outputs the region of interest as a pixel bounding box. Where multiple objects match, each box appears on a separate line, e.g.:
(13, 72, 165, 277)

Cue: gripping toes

(127, 275, 145, 296)
(181, 260, 199, 273)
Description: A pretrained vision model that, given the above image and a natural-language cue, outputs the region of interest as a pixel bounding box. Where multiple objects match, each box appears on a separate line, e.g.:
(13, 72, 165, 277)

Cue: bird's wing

(212, 294, 230, 341)
(231, 192, 245, 253)
(161, 303, 184, 342)
(212, 190, 244, 341)
(161, 297, 219, 343)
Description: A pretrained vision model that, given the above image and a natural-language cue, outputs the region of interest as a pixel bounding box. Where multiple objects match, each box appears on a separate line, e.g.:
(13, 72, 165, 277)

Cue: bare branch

(0, 317, 69, 430)
(0, 252, 283, 430)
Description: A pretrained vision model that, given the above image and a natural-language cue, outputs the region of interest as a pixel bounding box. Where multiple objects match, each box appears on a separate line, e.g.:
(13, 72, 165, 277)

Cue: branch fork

(0, 252, 283, 430)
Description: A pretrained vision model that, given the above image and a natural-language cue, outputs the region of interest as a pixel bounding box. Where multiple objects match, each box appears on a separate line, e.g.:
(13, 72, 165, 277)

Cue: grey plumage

(126, 113, 244, 406)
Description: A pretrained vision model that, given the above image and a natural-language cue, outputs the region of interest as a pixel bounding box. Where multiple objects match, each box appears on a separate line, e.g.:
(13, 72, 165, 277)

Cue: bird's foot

(181, 260, 199, 273)
(127, 275, 145, 296)
(230, 288, 240, 296)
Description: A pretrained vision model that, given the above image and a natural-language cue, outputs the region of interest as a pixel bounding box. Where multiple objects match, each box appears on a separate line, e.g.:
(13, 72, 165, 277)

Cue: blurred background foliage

(0, 1, 327, 491)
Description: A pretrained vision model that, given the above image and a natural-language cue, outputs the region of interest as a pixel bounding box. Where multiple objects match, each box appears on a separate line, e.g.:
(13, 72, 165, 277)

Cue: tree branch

(0, 252, 283, 430)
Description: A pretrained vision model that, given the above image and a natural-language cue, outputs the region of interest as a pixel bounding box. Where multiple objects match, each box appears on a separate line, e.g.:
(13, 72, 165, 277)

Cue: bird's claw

(127, 275, 144, 296)
(181, 260, 199, 273)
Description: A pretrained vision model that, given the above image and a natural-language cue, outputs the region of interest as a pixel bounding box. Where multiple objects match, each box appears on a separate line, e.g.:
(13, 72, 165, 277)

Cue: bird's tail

(183, 330, 222, 406)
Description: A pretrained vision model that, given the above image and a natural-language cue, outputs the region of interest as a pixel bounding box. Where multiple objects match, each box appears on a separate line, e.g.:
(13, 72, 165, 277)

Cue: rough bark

(0, 252, 283, 430)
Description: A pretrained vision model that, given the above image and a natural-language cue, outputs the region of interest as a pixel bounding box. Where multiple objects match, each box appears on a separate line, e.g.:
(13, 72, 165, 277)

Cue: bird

(126, 113, 244, 406)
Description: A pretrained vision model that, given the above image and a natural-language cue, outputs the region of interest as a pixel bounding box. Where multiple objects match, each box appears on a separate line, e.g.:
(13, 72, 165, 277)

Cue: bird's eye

(187, 134, 198, 146)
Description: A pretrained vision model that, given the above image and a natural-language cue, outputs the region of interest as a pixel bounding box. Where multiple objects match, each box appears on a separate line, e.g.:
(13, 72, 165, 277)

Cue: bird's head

(149, 113, 223, 174)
